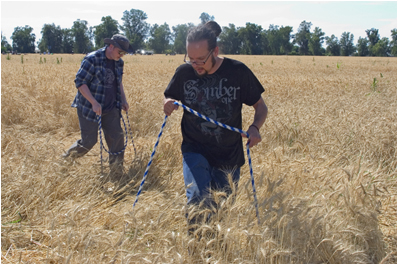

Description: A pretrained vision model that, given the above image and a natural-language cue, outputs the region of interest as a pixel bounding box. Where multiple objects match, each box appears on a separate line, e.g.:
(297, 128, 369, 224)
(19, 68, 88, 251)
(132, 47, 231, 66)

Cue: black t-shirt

(164, 57, 265, 168)
(102, 58, 118, 113)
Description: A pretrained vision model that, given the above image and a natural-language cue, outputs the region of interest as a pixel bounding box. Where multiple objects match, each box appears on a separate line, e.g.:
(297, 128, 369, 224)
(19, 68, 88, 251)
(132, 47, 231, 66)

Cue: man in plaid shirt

(63, 34, 133, 178)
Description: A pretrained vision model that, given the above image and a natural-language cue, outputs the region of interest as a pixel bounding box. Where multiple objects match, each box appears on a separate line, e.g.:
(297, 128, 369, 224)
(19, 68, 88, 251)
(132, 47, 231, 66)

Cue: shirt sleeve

(241, 65, 265, 106)
(74, 57, 95, 89)
(164, 66, 183, 101)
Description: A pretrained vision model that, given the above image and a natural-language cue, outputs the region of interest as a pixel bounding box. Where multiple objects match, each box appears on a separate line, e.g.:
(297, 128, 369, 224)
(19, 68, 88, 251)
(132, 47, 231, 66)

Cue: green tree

(261, 30, 271, 55)
(219, 24, 241, 54)
(366, 28, 380, 46)
(62, 28, 74, 53)
(11, 26, 36, 53)
(309, 27, 325, 55)
(356, 37, 369, 56)
(94, 16, 119, 49)
(1, 33, 12, 53)
(120, 9, 150, 51)
(290, 45, 299, 55)
(366, 28, 380, 56)
(238, 23, 263, 55)
(172, 23, 193, 54)
(267, 25, 282, 55)
(71, 19, 91, 53)
(148, 23, 171, 53)
(325, 34, 340, 56)
(295, 20, 312, 55)
(87, 26, 95, 51)
(390, 28, 397, 56)
(279, 26, 294, 55)
(38, 23, 63, 53)
(265, 25, 294, 55)
(199, 12, 215, 25)
(372, 37, 390, 57)
(340, 32, 356, 56)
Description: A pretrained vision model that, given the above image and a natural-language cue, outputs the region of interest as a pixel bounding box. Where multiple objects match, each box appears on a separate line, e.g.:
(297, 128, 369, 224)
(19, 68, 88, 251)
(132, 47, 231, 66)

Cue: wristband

(250, 124, 260, 132)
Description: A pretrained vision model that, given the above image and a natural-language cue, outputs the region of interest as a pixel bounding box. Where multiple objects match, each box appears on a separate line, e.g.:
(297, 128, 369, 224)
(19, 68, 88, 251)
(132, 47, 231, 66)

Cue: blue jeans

(183, 152, 240, 235)
(182, 152, 240, 207)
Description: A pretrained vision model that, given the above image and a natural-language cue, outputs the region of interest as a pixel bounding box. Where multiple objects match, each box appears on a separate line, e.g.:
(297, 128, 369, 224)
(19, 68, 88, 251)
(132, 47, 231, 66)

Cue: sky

(1, 0, 397, 45)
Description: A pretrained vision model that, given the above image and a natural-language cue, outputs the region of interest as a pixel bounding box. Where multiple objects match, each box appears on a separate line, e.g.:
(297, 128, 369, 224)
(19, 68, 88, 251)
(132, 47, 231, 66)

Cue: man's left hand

(241, 125, 261, 148)
(121, 101, 129, 112)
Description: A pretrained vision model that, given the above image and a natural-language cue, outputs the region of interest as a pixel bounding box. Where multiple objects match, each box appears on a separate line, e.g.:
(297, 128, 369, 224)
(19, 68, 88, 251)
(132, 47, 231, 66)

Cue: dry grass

(1, 53, 396, 263)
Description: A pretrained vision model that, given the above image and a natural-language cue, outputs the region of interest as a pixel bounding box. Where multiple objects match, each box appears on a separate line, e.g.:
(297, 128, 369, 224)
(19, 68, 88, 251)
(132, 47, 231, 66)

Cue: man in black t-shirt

(164, 22, 268, 232)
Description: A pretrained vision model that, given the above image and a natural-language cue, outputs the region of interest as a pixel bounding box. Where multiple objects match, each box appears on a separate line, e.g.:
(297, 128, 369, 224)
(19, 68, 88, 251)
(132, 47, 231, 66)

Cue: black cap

(104, 34, 134, 53)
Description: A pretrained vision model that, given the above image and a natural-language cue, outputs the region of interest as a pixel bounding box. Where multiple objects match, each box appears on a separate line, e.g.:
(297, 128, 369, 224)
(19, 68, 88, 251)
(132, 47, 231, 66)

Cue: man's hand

(242, 125, 262, 148)
(119, 82, 129, 112)
(78, 84, 102, 116)
(163, 98, 178, 116)
(242, 97, 267, 148)
(92, 101, 102, 116)
(121, 101, 129, 112)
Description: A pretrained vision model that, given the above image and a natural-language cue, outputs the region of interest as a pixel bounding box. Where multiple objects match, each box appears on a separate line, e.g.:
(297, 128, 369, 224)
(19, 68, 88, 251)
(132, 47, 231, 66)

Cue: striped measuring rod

(173, 101, 260, 225)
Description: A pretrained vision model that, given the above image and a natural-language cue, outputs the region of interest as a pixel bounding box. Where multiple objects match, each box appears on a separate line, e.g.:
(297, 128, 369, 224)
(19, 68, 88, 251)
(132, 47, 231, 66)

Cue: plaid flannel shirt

(71, 47, 124, 122)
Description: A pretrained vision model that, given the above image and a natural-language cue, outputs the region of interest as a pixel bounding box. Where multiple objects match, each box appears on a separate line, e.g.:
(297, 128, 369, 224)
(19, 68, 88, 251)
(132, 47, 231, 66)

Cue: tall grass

(1, 54, 396, 263)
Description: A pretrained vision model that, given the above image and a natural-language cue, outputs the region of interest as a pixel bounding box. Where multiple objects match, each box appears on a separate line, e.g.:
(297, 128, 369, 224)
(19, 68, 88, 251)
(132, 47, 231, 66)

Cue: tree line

(1, 10, 397, 57)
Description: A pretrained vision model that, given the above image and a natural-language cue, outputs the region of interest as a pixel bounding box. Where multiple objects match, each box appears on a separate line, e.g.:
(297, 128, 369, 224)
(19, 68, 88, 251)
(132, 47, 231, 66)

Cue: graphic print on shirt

(102, 61, 118, 113)
(104, 68, 115, 88)
(183, 75, 240, 143)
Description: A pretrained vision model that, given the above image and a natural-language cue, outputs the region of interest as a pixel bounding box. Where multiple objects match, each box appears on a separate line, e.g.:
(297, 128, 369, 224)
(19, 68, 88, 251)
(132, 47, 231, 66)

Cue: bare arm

(78, 84, 102, 115)
(242, 97, 268, 148)
(120, 81, 129, 112)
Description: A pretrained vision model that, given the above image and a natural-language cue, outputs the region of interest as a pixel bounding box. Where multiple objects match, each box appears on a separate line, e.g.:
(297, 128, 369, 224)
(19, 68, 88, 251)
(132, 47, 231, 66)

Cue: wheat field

(1, 53, 396, 263)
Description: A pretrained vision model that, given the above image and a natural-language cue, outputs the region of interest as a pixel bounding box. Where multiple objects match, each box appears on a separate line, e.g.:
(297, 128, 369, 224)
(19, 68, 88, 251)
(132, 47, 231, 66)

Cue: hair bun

(205, 21, 222, 38)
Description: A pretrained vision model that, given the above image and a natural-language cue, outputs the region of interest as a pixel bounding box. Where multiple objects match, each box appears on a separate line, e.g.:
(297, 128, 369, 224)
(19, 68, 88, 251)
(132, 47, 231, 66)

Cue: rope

(131, 102, 261, 226)
(174, 101, 260, 225)
(132, 115, 168, 208)
(246, 139, 260, 226)
(125, 112, 137, 156)
(175, 102, 249, 137)
(97, 111, 137, 174)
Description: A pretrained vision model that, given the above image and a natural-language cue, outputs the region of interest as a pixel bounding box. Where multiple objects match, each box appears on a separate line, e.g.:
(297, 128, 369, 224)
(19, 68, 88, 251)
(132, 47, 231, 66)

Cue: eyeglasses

(117, 49, 128, 55)
(184, 49, 213, 65)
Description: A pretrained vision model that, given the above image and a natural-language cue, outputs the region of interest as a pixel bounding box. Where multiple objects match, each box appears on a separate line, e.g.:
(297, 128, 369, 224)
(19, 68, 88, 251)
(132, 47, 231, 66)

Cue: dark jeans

(65, 108, 124, 165)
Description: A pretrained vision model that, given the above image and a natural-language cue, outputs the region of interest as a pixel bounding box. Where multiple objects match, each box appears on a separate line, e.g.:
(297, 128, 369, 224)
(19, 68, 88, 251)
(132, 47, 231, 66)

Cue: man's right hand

(78, 84, 102, 116)
(92, 101, 102, 116)
(163, 98, 178, 116)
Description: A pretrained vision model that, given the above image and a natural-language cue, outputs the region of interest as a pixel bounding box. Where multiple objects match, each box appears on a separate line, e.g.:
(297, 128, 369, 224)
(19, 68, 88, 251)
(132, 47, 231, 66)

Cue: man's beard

(194, 56, 216, 78)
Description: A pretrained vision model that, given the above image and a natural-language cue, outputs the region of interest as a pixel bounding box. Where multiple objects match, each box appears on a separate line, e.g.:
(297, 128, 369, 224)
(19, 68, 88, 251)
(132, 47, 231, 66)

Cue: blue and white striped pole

(174, 101, 260, 225)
